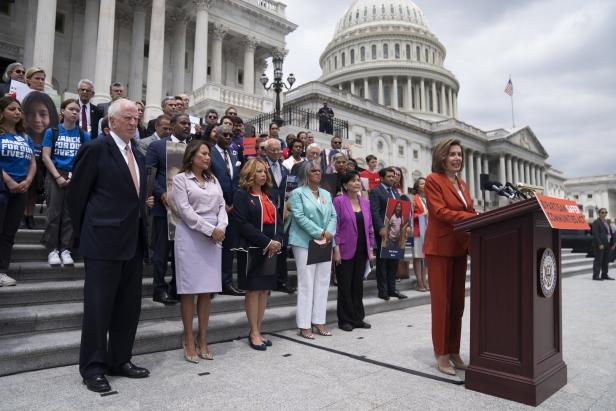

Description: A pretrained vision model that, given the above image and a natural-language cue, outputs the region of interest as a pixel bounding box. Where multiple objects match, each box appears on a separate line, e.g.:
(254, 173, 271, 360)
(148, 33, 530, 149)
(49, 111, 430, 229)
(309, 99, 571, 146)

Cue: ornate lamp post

(260, 53, 295, 126)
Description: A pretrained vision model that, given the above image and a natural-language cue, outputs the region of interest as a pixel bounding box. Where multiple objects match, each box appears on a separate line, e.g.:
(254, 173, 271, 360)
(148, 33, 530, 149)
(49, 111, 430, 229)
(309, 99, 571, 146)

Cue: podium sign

(455, 197, 570, 406)
(535, 194, 589, 230)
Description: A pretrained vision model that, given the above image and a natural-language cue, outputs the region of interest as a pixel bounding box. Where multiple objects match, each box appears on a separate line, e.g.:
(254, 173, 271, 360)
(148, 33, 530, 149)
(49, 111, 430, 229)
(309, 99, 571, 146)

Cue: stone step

(14, 229, 45, 244)
(0, 285, 436, 377)
(0, 278, 416, 336)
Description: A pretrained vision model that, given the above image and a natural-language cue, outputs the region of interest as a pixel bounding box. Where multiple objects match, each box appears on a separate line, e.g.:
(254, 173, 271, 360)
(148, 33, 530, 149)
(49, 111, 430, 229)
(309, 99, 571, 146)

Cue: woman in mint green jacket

(288, 160, 337, 339)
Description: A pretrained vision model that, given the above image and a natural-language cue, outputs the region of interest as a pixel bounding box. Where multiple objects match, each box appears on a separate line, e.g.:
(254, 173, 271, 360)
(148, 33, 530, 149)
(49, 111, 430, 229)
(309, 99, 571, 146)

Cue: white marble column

(524, 162, 530, 183)
(518, 161, 524, 184)
(32, 0, 58, 91)
(467, 149, 476, 199)
(392, 76, 398, 109)
(528, 164, 534, 185)
(23, 0, 37, 68)
(431, 80, 437, 113)
(364, 78, 369, 99)
(407, 77, 412, 110)
(535, 166, 541, 186)
(475, 152, 482, 200)
(506, 155, 512, 183)
(338, 84, 343, 91)
(144, 0, 165, 119)
(447, 87, 453, 118)
(210, 23, 226, 84)
(378, 77, 384, 105)
(93, 0, 116, 103)
(128, 0, 147, 101)
(440, 83, 446, 115)
(483, 156, 489, 180)
(499, 154, 506, 185)
(192, 0, 212, 90)
(81, 0, 100, 80)
(453, 92, 458, 118)
(350, 80, 355, 95)
(242, 36, 257, 94)
(170, 10, 188, 95)
(512, 158, 519, 184)
(420, 78, 425, 111)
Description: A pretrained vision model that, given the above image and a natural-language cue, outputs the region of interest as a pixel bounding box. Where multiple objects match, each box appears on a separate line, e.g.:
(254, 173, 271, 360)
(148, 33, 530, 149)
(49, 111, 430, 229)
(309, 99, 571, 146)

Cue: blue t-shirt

(42, 125, 91, 171)
(0, 132, 35, 182)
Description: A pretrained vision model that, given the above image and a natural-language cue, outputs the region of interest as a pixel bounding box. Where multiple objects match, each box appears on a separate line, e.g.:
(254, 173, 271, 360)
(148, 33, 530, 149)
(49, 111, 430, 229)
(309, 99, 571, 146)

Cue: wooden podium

(454, 197, 567, 406)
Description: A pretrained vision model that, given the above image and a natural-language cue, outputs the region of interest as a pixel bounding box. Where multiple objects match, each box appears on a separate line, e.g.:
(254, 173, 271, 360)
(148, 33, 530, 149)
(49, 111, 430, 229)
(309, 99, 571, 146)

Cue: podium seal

(539, 248, 557, 298)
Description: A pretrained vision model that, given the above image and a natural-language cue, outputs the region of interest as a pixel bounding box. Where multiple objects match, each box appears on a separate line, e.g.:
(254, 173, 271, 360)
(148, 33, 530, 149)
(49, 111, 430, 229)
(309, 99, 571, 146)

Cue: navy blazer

(210, 145, 240, 205)
(232, 189, 283, 249)
(591, 218, 614, 248)
(266, 158, 288, 210)
(369, 184, 400, 233)
(145, 137, 172, 218)
(68, 135, 147, 260)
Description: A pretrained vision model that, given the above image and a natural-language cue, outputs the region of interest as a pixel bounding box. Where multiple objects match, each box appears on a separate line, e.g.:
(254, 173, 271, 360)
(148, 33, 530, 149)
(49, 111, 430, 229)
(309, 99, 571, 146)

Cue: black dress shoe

(354, 321, 371, 329)
(601, 275, 615, 280)
(83, 374, 111, 393)
(339, 323, 354, 332)
(389, 290, 408, 299)
(153, 290, 178, 305)
(263, 339, 273, 347)
(220, 285, 246, 296)
(593, 277, 604, 281)
(378, 292, 390, 301)
(275, 284, 296, 294)
(108, 362, 150, 378)
(249, 337, 267, 351)
(24, 215, 35, 230)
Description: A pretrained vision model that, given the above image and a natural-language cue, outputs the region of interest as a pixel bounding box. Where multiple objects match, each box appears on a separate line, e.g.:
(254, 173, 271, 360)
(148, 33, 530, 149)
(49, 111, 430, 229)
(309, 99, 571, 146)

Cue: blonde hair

(239, 158, 272, 191)
(25, 66, 45, 79)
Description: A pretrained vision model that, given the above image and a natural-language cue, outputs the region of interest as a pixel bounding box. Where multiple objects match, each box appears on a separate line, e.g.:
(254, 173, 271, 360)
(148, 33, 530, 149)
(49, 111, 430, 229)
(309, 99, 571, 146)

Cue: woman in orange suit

(423, 138, 477, 376)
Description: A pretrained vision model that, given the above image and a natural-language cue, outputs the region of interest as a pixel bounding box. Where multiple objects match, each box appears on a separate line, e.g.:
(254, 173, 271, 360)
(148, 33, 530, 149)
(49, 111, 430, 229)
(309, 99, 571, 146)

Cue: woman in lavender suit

(333, 171, 374, 332)
(172, 141, 227, 363)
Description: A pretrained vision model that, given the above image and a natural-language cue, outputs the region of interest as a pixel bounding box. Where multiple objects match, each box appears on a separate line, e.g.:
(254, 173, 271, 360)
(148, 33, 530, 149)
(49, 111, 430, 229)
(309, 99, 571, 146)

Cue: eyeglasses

(228, 112, 237, 116)
(332, 141, 342, 145)
(600, 211, 608, 214)
(207, 115, 217, 119)
(14, 70, 26, 74)
(78, 88, 93, 93)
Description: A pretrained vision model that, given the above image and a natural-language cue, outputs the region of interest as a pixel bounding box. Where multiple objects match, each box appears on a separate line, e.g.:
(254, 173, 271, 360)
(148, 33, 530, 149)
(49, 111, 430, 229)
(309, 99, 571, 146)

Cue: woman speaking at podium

(423, 138, 477, 376)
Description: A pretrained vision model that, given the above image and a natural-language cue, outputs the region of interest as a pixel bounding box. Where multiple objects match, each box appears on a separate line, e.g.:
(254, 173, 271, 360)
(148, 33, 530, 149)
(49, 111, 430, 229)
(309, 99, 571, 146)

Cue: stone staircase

(0, 206, 606, 377)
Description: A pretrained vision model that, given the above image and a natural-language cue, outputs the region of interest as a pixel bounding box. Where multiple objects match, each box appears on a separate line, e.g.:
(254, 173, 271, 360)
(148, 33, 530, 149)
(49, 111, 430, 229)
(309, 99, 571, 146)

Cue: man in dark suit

(145, 114, 191, 304)
(77, 79, 103, 136)
(96, 82, 125, 135)
(369, 167, 408, 300)
(264, 138, 295, 293)
(591, 208, 615, 281)
(210, 124, 244, 296)
(145, 96, 179, 137)
(68, 98, 150, 393)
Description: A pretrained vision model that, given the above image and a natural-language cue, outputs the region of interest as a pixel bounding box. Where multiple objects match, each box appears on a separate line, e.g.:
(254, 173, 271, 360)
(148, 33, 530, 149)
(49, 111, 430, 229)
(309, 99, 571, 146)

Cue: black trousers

(375, 238, 398, 295)
(337, 250, 366, 326)
(79, 240, 144, 378)
(593, 246, 611, 278)
(151, 216, 176, 294)
(0, 193, 27, 270)
(221, 219, 236, 288)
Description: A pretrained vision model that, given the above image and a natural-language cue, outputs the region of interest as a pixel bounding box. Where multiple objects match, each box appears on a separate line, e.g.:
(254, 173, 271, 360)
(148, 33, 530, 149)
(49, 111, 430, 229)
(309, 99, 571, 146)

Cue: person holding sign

(423, 138, 477, 376)
(42, 99, 91, 267)
(333, 171, 374, 332)
(1, 62, 26, 96)
(233, 159, 283, 351)
(288, 160, 337, 339)
(412, 177, 429, 291)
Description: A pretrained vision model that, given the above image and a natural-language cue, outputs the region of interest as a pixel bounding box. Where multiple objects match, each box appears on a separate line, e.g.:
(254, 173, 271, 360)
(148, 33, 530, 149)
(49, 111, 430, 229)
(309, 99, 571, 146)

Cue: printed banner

(535, 194, 589, 230)
(380, 198, 411, 259)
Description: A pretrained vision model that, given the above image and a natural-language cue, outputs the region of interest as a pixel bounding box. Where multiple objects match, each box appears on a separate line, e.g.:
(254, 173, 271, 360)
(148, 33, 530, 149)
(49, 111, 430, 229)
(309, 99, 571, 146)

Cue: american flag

(504, 78, 513, 96)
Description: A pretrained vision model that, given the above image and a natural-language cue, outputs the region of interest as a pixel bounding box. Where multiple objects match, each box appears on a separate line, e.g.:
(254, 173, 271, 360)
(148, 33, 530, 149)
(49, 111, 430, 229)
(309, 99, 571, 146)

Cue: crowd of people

(0, 63, 483, 393)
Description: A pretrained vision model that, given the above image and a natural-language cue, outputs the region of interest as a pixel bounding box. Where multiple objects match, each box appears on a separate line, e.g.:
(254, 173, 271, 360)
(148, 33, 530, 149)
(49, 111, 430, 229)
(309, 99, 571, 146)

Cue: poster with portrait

(380, 198, 411, 259)
(166, 142, 187, 241)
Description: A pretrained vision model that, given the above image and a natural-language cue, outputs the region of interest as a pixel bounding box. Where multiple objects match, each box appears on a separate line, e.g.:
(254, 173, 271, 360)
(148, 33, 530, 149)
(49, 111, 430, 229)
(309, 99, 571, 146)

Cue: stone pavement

(0, 274, 614, 410)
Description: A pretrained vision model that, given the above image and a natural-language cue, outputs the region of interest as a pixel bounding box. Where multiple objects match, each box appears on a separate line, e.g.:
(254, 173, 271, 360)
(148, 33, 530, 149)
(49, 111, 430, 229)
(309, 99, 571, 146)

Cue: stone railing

(191, 82, 273, 112)
(247, 0, 286, 17)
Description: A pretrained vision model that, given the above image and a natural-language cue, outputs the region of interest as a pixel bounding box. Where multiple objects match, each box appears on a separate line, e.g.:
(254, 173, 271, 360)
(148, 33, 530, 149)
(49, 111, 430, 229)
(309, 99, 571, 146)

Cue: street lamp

(260, 54, 295, 126)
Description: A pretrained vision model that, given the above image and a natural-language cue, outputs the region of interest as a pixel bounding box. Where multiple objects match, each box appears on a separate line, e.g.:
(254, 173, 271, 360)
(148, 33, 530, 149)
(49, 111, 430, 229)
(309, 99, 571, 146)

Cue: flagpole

(510, 94, 515, 129)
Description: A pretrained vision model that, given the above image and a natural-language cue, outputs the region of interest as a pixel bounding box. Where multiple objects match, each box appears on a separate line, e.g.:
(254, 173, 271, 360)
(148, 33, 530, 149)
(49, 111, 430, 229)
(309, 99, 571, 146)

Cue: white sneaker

(48, 250, 62, 266)
(60, 250, 74, 266)
(0, 273, 16, 287)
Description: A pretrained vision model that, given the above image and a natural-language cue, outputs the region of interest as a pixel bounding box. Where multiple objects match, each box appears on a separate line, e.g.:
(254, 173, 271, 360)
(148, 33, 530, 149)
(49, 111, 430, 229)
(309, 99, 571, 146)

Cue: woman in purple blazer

(333, 171, 375, 331)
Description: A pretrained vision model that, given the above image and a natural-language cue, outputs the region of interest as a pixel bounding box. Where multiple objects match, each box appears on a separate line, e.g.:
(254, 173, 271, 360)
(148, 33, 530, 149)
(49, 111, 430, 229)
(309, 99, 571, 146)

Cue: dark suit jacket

(145, 137, 172, 218)
(422, 172, 476, 257)
(210, 145, 239, 206)
(266, 158, 288, 210)
(369, 184, 400, 234)
(68, 135, 147, 260)
(592, 218, 614, 248)
(78, 102, 103, 137)
(146, 118, 157, 138)
(97, 102, 110, 117)
(232, 189, 283, 249)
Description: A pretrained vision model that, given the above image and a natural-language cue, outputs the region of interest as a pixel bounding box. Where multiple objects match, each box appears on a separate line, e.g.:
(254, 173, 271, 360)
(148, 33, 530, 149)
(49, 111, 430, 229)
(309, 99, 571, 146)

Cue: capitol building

(1, 0, 566, 204)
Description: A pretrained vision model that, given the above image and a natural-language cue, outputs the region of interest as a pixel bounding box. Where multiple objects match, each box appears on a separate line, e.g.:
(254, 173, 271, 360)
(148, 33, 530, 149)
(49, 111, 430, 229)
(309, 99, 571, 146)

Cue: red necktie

(81, 104, 88, 132)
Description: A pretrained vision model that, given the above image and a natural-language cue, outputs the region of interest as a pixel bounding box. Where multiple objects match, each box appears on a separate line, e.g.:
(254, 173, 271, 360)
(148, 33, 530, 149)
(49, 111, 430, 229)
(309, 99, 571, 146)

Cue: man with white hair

(68, 98, 150, 393)
(291, 143, 321, 176)
(76, 79, 103, 136)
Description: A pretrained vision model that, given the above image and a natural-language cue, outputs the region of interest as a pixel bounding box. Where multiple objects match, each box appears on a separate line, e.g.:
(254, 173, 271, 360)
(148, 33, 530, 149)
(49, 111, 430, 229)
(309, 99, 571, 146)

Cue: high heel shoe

(182, 338, 199, 363)
(311, 324, 332, 336)
(435, 354, 455, 376)
(196, 342, 214, 360)
(297, 329, 315, 339)
(449, 354, 467, 370)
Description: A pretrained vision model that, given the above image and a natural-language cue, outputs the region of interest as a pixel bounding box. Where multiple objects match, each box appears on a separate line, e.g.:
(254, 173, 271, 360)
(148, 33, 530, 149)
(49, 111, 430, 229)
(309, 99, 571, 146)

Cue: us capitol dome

(319, 0, 459, 121)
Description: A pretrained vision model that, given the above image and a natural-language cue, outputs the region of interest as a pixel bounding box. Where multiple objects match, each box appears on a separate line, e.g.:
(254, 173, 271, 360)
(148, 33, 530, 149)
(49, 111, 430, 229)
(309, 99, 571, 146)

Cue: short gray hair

(2, 62, 24, 83)
(215, 124, 232, 136)
(161, 96, 175, 108)
(306, 143, 320, 154)
(265, 138, 281, 149)
(108, 98, 134, 120)
(77, 79, 94, 91)
(297, 160, 321, 187)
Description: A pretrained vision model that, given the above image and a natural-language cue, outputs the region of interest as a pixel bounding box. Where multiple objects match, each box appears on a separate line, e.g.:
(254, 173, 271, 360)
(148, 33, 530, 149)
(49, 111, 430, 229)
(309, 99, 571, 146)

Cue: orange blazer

(423, 172, 477, 257)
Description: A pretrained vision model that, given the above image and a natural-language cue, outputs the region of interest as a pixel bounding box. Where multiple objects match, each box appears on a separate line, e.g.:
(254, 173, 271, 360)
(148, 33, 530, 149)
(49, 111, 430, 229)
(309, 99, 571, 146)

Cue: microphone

(481, 180, 514, 199)
(505, 182, 528, 199)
